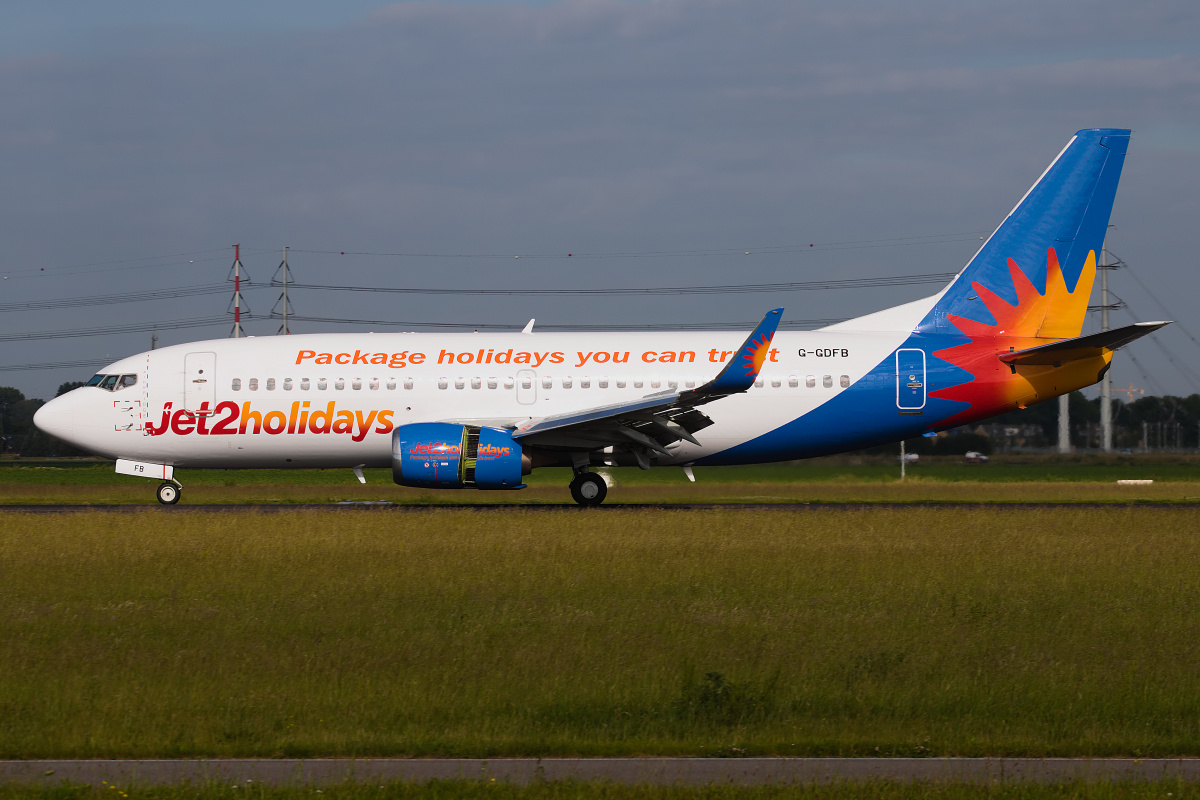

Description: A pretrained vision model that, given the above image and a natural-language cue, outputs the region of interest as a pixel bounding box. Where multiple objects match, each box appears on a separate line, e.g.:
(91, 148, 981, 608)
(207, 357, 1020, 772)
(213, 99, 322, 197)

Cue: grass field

(6, 780, 1200, 800)
(1, 454, 1198, 505)
(4, 506, 1200, 759)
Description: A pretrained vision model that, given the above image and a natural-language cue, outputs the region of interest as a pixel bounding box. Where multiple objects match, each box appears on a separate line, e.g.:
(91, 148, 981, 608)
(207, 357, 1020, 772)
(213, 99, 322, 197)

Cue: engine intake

(392, 423, 527, 489)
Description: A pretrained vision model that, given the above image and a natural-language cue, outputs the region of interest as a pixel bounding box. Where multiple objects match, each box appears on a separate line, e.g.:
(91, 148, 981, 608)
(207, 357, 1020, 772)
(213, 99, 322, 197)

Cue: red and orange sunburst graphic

(928, 247, 1096, 427)
(742, 334, 772, 376)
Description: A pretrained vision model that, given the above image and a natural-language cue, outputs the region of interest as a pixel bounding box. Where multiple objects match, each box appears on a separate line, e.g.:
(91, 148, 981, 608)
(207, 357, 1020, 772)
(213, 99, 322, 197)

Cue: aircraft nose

(34, 392, 78, 441)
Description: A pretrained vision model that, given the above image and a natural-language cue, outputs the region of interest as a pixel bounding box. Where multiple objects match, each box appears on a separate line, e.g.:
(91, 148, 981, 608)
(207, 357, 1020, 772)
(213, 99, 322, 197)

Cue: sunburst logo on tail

(928, 247, 1095, 426)
(742, 335, 772, 376)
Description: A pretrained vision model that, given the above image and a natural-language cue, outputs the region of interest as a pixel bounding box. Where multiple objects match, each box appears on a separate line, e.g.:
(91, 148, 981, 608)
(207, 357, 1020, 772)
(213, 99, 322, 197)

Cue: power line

(285, 315, 845, 331)
(282, 231, 985, 260)
(0, 358, 109, 373)
(289, 272, 957, 297)
(0, 284, 232, 313)
(0, 316, 230, 343)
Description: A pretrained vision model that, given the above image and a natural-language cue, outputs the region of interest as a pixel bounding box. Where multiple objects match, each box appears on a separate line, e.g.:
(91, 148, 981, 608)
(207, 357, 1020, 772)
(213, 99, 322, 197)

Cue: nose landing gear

(156, 481, 182, 505)
(569, 471, 607, 507)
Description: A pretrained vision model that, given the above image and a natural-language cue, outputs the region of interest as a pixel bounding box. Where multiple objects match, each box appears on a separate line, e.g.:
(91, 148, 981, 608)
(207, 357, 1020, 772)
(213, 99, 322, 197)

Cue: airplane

(35, 128, 1168, 506)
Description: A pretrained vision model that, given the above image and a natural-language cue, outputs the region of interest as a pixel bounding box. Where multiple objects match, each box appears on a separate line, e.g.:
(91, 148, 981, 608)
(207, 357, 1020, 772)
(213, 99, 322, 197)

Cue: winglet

(521, 319, 535, 334)
(700, 308, 783, 394)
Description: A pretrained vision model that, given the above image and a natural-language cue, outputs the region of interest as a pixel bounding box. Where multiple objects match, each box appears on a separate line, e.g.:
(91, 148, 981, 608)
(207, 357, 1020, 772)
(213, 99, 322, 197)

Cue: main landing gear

(569, 471, 607, 507)
(156, 481, 182, 505)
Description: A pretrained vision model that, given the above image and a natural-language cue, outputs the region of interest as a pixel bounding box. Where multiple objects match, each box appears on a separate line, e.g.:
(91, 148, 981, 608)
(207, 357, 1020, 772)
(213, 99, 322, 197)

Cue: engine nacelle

(392, 422, 527, 490)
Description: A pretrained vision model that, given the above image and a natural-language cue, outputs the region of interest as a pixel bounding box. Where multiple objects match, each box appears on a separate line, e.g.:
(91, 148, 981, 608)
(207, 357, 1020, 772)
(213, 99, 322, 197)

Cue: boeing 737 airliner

(35, 129, 1167, 505)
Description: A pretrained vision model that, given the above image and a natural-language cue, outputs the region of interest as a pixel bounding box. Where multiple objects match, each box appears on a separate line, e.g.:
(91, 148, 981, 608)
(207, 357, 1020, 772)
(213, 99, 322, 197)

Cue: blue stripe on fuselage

(696, 333, 974, 465)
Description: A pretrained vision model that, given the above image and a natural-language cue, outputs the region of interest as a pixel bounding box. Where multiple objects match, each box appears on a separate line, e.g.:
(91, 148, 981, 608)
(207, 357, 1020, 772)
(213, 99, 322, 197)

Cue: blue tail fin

(917, 129, 1130, 336)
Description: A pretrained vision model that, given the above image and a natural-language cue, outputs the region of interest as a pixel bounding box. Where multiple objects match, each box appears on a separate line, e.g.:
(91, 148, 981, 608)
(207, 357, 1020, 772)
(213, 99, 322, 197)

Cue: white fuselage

(39, 327, 910, 469)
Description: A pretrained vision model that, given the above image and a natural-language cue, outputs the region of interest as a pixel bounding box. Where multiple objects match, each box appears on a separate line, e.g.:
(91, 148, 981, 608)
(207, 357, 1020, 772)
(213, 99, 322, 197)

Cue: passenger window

(668, 379, 678, 390)
(438, 378, 448, 390)
(369, 379, 379, 390)
(232, 378, 241, 391)
(788, 376, 798, 388)
(580, 377, 590, 389)
(404, 379, 414, 390)
(471, 377, 481, 389)
(119, 374, 137, 389)
(99, 375, 119, 390)
(385, 379, 396, 390)
(335, 379, 345, 390)
(519, 377, 530, 389)
(283, 378, 293, 391)
(505, 377, 515, 390)
(562, 376, 573, 389)
(754, 378, 763, 388)
(487, 378, 497, 389)
(267, 378, 277, 391)
(685, 379, 695, 389)
(633, 380, 643, 389)
(806, 375, 816, 388)
(454, 378, 465, 390)
(352, 379, 362, 390)
(823, 375, 833, 388)
(840, 375, 851, 388)
(771, 377, 781, 388)
(318, 379, 328, 390)
(301, 378, 311, 391)
(542, 377, 552, 389)
(616, 379, 626, 389)
(599, 378, 609, 389)
(249, 378, 259, 391)
(651, 379, 661, 389)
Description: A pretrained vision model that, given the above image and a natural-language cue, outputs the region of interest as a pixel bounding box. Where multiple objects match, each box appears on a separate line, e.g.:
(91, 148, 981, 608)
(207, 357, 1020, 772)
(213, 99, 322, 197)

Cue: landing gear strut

(569, 471, 607, 507)
(156, 482, 181, 505)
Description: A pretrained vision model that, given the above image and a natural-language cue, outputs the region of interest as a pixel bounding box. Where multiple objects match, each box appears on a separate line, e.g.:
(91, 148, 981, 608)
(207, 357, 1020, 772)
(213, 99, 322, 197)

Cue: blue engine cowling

(392, 422, 527, 489)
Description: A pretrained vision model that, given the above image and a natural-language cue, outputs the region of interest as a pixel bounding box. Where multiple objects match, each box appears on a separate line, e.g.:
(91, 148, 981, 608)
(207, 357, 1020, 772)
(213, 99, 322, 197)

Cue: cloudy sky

(2, 0, 1198, 402)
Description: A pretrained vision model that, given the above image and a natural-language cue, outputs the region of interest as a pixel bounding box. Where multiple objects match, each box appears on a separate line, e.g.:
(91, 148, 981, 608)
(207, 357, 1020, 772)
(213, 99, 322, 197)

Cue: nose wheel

(156, 482, 181, 505)
(569, 472, 607, 507)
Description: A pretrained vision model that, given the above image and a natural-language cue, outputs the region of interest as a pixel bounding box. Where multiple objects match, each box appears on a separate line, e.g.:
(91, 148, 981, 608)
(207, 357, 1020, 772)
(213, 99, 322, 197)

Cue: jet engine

(392, 422, 528, 489)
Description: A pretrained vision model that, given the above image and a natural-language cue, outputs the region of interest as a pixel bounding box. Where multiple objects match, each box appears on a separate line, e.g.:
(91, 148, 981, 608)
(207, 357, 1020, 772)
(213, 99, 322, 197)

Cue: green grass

(6, 781, 1200, 800)
(1, 454, 1198, 505)
(3, 507, 1200, 758)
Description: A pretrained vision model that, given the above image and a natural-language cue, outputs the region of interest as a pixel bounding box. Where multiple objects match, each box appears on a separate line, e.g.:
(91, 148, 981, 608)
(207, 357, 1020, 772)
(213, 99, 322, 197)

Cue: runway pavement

(4, 758, 1200, 786)
(1, 501, 1196, 513)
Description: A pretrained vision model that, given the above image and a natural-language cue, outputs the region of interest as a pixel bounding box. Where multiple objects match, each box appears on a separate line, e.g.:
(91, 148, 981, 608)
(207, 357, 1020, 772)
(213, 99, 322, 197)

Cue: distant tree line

(0, 382, 86, 457)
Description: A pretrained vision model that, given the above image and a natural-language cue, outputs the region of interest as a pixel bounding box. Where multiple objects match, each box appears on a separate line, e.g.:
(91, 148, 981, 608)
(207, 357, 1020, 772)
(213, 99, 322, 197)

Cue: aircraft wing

(999, 321, 1170, 367)
(510, 309, 783, 464)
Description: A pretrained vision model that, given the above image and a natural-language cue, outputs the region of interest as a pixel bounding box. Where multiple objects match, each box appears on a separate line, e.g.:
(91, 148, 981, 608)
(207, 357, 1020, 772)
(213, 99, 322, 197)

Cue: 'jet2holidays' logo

(146, 401, 393, 442)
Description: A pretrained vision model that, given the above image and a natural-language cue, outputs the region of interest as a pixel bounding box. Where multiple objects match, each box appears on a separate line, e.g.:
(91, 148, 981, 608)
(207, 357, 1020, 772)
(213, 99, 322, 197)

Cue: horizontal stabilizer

(999, 321, 1170, 366)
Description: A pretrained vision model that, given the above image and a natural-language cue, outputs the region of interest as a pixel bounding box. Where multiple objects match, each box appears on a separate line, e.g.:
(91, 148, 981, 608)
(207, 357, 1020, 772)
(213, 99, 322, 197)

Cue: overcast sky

(2, 0, 1198, 401)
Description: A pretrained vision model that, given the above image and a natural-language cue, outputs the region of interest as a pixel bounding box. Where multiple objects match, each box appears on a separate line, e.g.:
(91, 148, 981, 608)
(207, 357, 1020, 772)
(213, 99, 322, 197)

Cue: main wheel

(156, 482, 181, 505)
(569, 472, 607, 507)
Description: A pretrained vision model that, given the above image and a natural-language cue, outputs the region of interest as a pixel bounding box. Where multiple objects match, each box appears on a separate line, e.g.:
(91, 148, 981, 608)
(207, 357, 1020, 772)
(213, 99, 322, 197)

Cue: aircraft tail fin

(917, 129, 1130, 339)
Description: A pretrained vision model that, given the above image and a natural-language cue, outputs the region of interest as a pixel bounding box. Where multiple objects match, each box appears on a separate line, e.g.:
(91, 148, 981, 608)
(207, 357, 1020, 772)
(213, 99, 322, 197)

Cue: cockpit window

(118, 375, 137, 389)
(86, 374, 105, 387)
(98, 375, 120, 390)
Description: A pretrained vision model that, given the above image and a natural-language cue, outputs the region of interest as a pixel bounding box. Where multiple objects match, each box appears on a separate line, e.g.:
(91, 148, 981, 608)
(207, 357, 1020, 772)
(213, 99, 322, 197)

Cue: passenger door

(184, 352, 216, 412)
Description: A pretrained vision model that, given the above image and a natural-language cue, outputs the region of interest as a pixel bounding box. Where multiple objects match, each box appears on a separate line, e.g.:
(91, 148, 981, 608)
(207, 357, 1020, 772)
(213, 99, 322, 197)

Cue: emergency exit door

(895, 349, 926, 410)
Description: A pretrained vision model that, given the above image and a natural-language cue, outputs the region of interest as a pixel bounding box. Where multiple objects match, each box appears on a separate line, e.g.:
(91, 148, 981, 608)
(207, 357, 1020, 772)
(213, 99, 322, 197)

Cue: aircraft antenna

(271, 246, 294, 335)
(227, 244, 251, 338)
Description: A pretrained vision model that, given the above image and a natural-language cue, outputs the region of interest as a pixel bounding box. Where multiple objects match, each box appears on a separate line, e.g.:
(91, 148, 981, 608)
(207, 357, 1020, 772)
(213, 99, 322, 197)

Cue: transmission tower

(271, 246, 295, 335)
(227, 244, 251, 338)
